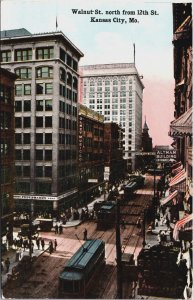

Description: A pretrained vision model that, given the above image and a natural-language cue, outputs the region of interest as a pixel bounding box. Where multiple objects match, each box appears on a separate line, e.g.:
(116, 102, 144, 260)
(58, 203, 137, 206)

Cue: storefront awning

(172, 161, 182, 169)
(173, 213, 193, 241)
(160, 190, 178, 206)
(172, 164, 183, 175)
(169, 107, 192, 137)
(169, 169, 187, 187)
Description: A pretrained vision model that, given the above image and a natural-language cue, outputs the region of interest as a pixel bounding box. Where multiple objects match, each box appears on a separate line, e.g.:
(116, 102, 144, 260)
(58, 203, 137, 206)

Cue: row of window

(0, 84, 13, 104)
(88, 92, 131, 98)
(15, 83, 52, 96)
(1, 138, 11, 156)
(88, 86, 131, 92)
(0, 112, 11, 130)
(90, 98, 128, 104)
(88, 79, 130, 86)
(15, 116, 52, 128)
(59, 118, 77, 130)
(59, 101, 77, 116)
(15, 99, 52, 112)
(1, 47, 78, 72)
(58, 134, 77, 145)
(59, 84, 78, 101)
(15, 165, 52, 178)
(15, 149, 52, 161)
(15, 176, 77, 194)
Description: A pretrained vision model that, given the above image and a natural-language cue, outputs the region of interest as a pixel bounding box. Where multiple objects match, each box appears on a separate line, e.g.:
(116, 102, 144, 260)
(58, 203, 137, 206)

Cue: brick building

(0, 68, 17, 247)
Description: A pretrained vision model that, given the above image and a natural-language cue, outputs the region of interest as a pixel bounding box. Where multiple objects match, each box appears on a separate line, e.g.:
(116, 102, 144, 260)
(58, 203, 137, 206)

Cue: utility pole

(116, 197, 123, 299)
(29, 200, 34, 260)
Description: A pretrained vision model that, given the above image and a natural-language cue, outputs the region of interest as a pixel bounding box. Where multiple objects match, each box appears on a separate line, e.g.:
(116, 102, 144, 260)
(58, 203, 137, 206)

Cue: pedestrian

(83, 228, 87, 241)
(36, 238, 40, 250)
(31, 241, 34, 253)
(1, 259, 4, 272)
(54, 239, 57, 251)
(121, 218, 126, 229)
(13, 238, 17, 249)
(55, 224, 58, 234)
(41, 238, 45, 250)
(59, 225, 63, 234)
(23, 239, 27, 251)
(137, 217, 142, 229)
(49, 241, 53, 254)
(5, 257, 10, 273)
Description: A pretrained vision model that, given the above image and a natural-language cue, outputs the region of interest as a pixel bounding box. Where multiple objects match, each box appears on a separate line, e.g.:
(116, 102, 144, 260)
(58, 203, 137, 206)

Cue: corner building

(0, 28, 83, 214)
(79, 63, 144, 171)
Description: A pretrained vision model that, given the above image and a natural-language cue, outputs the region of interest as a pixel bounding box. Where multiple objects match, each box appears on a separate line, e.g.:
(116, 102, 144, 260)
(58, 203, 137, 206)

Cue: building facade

(78, 104, 104, 206)
(0, 28, 83, 214)
(0, 68, 17, 247)
(104, 122, 125, 185)
(79, 63, 144, 171)
(169, 3, 192, 180)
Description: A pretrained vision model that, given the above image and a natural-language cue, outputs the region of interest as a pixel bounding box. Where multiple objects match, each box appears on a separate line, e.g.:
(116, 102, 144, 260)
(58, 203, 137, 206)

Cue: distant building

(0, 68, 17, 247)
(104, 122, 125, 184)
(0, 28, 83, 215)
(141, 119, 152, 152)
(78, 104, 104, 206)
(79, 63, 144, 171)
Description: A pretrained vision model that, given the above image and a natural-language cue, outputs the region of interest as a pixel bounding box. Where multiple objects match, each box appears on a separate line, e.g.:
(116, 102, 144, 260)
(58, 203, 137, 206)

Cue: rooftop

(0, 28, 32, 38)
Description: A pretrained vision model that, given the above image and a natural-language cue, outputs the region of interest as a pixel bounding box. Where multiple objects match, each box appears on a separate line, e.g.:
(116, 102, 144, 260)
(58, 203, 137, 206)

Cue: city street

(3, 175, 155, 299)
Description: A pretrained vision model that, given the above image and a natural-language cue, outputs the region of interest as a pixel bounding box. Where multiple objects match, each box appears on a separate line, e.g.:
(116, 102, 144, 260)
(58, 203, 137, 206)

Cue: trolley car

(58, 239, 105, 298)
(124, 181, 138, 199)
(96, 201, 116, 229)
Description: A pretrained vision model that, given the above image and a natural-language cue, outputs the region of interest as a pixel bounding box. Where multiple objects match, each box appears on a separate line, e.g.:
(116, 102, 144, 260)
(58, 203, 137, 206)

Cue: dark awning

(169, 107, 192, 137)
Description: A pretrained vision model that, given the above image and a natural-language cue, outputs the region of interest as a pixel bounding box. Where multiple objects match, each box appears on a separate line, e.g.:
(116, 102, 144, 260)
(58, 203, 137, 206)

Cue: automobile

(18, 223, 39, 239)
(128, 175, 145, 188)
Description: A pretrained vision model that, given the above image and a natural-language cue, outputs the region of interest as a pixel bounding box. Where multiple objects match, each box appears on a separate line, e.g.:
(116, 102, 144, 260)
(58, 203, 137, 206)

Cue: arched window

(15, 67, 32, 79)
(73, 77, 78, 89)
(67, 72, 72, 85)
(36, 66, 53, 78)
(60, 68, 66, 82)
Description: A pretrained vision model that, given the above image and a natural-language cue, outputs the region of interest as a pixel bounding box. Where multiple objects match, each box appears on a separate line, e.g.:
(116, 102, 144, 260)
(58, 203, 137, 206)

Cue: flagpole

(133, 43, 135, 65)
(56, 16, 58, 31)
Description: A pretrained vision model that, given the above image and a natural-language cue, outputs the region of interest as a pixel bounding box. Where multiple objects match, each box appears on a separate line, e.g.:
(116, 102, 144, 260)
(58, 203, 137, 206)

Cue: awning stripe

(160, 190, 178, 206)
(173, 213, 193, 240)
(172, 162, 182, 169)
(172, 165, 183, 175)
(169, 169, 186, 186)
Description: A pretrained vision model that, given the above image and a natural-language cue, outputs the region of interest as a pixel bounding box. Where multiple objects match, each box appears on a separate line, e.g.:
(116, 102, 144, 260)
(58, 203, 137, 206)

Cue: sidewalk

(1, 242, 49, 289)
(145, 219, 170, 247)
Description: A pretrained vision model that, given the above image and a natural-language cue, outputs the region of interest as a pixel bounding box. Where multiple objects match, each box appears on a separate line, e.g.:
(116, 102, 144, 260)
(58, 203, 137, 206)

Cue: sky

(1, 0, 183, 146)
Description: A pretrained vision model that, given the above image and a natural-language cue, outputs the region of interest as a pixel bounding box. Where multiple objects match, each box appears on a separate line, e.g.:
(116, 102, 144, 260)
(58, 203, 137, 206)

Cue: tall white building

(79, 63, 144, 171)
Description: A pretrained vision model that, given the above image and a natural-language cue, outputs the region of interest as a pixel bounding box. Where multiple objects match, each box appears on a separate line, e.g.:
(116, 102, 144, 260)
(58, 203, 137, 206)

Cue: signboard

(88, 179, 98, 183)
(135, 152, 156, 156)
(156, 149, 177, 162)
(104, 172, 109, 181)
(79, 117, 83, 162)
(104, 166, 110, 172)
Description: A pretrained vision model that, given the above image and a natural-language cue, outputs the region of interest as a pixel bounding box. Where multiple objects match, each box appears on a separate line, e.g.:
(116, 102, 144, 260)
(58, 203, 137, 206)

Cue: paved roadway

(3, 175, 155, 299)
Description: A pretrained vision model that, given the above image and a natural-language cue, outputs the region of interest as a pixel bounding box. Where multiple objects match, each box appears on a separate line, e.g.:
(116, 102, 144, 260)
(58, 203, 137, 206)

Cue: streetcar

(58, 239, 105, 298)
(124, 181, 138, 199)
(128, 175, 145, 188)
(96, 201, 116, 229)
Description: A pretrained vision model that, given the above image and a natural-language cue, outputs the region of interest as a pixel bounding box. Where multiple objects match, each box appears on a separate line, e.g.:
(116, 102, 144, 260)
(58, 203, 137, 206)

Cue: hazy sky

(1, 0, 182, 146)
